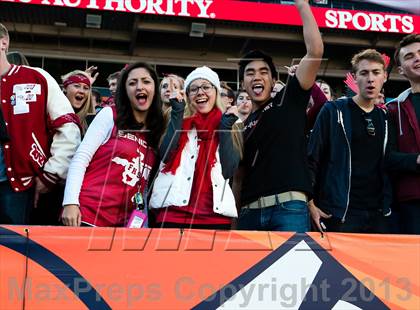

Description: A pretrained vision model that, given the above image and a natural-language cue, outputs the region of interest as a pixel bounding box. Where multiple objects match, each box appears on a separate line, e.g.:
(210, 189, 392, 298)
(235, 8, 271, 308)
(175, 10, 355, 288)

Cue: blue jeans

(237, 200, 310, 232)
(0, 181, 34, 224)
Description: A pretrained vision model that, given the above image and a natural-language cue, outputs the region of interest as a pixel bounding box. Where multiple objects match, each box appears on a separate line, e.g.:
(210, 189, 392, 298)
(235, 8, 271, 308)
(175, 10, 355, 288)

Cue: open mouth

(75, 94, 84, 101)
(135, 93, 148, 105)
(252, 84, 264, 96)
(195, 97, 208, 106)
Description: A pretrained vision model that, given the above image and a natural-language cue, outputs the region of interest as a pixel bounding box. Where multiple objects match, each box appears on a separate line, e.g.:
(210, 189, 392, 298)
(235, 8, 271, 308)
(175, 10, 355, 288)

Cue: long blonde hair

(61, 70, 95, 134)
(184, 86, 243, 158)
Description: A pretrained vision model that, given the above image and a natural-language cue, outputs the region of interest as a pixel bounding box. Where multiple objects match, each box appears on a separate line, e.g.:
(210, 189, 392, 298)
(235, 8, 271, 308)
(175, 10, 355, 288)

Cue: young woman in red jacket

(62, 62, 165, 227)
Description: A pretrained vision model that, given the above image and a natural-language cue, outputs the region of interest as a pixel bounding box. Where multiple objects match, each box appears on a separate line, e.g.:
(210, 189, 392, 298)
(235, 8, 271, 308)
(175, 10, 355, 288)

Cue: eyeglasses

(188, 83, 214, 96)
(364, 116, 375, 136)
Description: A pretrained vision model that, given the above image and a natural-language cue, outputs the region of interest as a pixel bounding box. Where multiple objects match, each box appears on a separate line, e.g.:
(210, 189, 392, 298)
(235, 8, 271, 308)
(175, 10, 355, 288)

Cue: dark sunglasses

(364, 116, 375, 136)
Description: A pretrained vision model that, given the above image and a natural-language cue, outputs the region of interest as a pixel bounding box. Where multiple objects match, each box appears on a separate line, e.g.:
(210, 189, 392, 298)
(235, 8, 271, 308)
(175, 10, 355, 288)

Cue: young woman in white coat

(150, 66, 242, 229)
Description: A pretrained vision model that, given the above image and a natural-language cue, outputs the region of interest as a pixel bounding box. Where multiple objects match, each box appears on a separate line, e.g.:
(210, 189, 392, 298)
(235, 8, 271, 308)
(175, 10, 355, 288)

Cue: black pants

(323, 209, 392, 234)
(0, 181, 34, 224)
(398, 200, 420, 234)
(30, 186, 64, 225)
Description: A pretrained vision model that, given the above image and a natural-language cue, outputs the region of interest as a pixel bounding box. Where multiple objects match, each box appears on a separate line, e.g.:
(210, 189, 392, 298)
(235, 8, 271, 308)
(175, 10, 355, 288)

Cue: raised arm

(159, 96, 185, 162)
(159, 77, 186, 162)
(219, 106, 241, 179)
(295, 0, 324, 90)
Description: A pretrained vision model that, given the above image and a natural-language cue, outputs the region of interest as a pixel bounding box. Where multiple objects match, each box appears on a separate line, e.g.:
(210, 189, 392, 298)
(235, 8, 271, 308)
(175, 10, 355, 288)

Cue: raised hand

(293, 0, 324, 90)
(225, 105, 239, 118)
(285, 65, 299, 76)
(168, 77, 184, 102)
(85, 65, 99, 85)
(344, 72, 359, 94)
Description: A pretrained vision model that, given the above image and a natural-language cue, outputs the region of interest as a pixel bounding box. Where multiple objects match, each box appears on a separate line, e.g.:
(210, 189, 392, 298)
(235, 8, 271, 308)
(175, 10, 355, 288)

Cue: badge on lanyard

(127, 209, 147, 228)
(127, 145, 150, 228)
(127, 192, 147, 228)
(133, 192, 144, 210)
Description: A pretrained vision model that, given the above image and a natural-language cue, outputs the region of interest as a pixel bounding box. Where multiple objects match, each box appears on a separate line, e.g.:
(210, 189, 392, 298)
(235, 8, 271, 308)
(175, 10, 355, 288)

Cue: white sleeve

(32, 67, 81, 181)
(62, 107, 114, 206)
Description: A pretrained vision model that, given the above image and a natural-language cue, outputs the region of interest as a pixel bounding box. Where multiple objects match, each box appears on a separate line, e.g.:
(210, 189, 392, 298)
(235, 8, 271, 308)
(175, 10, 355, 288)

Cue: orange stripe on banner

(311, 233, 420, 297)
(224, 231, 294, 251)
(22, 259, 87, 309)
(0, 247, 27, 310)
(346, 266, 420, 310)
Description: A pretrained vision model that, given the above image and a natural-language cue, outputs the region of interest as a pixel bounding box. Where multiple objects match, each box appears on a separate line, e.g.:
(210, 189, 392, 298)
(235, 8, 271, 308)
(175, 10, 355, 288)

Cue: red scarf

(163, 108, 222, 190)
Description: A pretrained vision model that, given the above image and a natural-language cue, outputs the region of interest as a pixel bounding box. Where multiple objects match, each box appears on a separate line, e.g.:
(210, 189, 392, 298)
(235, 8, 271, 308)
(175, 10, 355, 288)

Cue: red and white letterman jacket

(0, 65, 81, 192)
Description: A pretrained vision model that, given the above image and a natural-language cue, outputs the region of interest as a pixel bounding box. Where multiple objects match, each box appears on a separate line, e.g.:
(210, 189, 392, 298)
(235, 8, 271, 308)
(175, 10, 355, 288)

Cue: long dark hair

(115, 62, 165, 149)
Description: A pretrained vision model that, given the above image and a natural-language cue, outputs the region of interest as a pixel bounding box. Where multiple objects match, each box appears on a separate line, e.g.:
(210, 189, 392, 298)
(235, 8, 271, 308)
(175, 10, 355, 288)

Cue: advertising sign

(2, 0, 419, 34)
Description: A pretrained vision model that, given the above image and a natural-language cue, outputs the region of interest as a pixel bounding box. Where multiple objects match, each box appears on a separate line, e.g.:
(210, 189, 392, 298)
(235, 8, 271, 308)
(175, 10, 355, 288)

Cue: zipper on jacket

(338, 110, 351, 223)
(383, 119, 388, 156)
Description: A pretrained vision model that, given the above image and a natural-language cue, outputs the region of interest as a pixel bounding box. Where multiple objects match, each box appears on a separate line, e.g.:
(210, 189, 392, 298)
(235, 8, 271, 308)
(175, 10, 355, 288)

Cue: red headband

(63, 74, 91, 88)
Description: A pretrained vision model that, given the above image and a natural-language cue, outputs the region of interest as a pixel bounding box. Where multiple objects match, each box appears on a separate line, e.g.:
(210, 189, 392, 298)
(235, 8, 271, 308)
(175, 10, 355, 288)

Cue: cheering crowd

(0, 0, 419, 234)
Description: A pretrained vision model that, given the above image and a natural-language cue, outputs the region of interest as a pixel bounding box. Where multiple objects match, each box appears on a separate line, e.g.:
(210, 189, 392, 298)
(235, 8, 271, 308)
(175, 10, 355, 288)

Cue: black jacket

(307, 97, 391, 221)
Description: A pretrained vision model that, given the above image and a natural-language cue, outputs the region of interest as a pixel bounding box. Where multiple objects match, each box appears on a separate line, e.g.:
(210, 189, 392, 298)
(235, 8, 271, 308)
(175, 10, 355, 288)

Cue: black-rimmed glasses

(188, 83, 214, 96)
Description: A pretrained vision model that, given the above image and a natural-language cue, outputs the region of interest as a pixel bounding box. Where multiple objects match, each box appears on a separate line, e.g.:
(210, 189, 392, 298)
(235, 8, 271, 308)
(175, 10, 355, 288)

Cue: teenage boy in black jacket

(308, 49, 391, 233)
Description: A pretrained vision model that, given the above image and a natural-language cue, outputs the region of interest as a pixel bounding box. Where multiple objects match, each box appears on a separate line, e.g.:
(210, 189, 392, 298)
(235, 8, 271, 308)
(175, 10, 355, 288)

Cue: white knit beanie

(184, 66, 220, 93)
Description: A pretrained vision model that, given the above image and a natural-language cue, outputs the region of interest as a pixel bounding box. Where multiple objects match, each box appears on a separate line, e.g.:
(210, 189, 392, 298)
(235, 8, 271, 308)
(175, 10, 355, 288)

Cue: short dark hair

(7, 51, 29, 66)
(394, 33, 420, 66)
(235, 88, 248, 101)
(238, 50, 277, 82)
(316, 79, 331, 91)
(107, 71, 120, 82)
(220, 81, 235, 99)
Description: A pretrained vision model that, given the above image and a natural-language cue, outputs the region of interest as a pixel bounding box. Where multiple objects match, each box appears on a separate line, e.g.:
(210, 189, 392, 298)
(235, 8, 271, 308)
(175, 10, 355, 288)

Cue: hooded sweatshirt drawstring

(387, 88, 412, 136)
(398, 100, 403, 136)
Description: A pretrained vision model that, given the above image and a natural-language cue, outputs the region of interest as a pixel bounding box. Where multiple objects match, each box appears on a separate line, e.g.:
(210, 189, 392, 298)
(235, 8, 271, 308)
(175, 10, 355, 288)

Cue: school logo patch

(112, 149, 151, 187)
(12, 84, 41, 115)
(29, 133, 46, 167)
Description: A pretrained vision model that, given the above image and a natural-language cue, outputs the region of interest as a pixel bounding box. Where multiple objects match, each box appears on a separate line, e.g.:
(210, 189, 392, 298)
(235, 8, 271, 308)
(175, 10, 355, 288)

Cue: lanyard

(243, 100, 274, 142)
(133, 142, 150, 210)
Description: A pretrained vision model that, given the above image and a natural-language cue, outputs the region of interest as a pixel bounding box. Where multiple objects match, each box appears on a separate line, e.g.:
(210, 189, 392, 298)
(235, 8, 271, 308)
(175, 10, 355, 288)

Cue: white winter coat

(149, 128, 238, 218)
